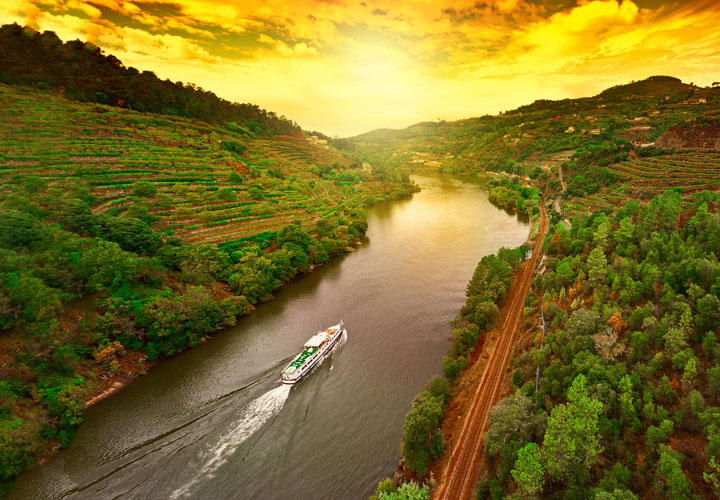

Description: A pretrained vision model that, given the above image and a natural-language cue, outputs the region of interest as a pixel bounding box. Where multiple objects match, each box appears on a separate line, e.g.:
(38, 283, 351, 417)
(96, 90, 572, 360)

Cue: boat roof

(304, 334, 326, 348)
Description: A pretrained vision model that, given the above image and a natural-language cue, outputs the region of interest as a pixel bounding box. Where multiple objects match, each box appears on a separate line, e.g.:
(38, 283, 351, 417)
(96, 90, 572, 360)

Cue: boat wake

(169, 384, 292, 499)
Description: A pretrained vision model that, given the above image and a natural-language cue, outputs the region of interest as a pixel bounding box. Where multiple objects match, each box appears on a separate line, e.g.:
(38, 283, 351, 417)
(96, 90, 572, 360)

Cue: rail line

(434, 202, 549, 500)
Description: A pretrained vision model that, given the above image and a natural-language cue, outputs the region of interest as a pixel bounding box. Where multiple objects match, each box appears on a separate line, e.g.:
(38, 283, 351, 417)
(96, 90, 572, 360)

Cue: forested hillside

(0, 23, 299, 137)
(367, 77, 720, 500)
(0, 69, 416, 497)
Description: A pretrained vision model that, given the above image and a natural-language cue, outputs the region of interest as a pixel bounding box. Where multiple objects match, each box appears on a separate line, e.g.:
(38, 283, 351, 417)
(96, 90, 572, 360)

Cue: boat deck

(284, 346, 318, 374)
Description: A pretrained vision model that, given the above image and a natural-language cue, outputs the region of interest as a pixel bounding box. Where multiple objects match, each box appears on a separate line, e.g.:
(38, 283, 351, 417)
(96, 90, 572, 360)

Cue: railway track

(434, 202, 549, 500)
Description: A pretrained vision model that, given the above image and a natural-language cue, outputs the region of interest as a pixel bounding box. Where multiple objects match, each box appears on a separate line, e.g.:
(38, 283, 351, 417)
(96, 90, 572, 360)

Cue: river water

(10, 174, 528, 500)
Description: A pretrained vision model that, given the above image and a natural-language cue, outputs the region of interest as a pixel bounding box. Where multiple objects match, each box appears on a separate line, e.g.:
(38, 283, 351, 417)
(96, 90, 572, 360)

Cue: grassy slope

(0, 84, 411, 242)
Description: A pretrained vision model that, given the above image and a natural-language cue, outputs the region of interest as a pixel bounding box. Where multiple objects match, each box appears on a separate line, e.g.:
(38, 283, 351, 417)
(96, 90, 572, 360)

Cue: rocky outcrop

(656, 116, 720, 149)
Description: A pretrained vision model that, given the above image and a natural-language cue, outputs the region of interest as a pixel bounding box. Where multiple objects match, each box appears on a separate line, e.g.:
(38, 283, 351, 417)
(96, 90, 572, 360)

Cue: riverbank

(8, 174, 529, 500)
(432, 203, 548, 499)
(0, 181, 417, 499)
(381, 193, 545, 499)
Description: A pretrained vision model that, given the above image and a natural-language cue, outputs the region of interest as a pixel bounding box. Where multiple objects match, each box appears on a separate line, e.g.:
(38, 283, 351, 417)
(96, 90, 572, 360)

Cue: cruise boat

(281, 321, 346, 385)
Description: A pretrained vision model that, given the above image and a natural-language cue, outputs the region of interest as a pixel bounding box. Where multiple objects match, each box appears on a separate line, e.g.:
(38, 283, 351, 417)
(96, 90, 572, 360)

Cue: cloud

(1, 0, 719, 136)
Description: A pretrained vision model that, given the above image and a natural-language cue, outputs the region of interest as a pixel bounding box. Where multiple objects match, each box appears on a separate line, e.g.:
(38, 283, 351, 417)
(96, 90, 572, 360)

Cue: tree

(593, 220, 610, 250)
(682, 355, 697, 388)
(401, 392, 445, 475)
(656, 445, 691, 499)
(59, 199, 94, 233)
(485, 391, 545, 457)
(587, 247, 608, 286)
(612, 217, 635, 247)
(594, 490, 638, 500)
(473, 301, 500, 329)
(618, 374, 637, 425)
(216, 187, 237, 201)
(542, 375, 603, 482)
(133, 180, 157, 197)
(566, 309, 599, 339)
(703, 332, 718, 360)
(377, 482, 430, 500)
(708, 365, 720, 401)
(95, 215, 162, 255)
(0, 209, 50, 250)
(696, 294, 720, 334)
(370, 478, 397, 500)
(664, 326, 688, 356)
(442, 355, 467, 381)
(512, 443, 544, 499)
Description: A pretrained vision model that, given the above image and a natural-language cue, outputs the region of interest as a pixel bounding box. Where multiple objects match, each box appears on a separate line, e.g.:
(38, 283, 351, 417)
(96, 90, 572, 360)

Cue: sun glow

(1, 0, 719, 136)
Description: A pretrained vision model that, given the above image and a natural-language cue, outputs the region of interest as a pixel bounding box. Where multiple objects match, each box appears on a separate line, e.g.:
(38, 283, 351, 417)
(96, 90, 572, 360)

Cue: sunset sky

(2, 0, 719, 136)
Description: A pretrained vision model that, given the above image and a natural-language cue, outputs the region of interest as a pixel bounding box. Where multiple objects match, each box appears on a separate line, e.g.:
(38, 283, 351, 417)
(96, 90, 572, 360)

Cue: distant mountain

(351, 75, 720, 177)
(350, 121, 441, 143)
(0, 23, 300, 137)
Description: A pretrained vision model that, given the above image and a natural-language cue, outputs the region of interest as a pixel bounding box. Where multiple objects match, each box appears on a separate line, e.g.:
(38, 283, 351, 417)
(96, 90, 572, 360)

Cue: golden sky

(2, 0, 720, 136)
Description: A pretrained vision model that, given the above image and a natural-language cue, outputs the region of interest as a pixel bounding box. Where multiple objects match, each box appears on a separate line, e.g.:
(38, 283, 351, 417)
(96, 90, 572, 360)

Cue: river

(10, 174, 529, 500)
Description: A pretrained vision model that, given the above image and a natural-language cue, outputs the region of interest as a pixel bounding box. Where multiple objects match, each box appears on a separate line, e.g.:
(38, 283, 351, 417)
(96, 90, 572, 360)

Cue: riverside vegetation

(0, 25, 417, 497)
(367, 77, 720, 499)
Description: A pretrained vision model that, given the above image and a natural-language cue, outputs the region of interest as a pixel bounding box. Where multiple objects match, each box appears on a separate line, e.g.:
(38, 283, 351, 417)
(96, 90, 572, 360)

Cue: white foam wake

(170, 384, 291, 499)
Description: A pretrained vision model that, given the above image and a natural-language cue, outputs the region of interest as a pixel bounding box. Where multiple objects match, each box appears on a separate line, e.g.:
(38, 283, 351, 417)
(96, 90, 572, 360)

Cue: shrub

(0, 210, 50, 250)
(220, 139, 247, 155)
(133, 181, 157, 197)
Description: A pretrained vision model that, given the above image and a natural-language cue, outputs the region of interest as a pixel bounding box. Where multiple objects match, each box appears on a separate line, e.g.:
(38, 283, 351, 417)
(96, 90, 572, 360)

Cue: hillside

(0, 81, 416, 497)
(367, 77, 720, 500)
(352, 76, 720, 182)
(0, 23, 298, 137)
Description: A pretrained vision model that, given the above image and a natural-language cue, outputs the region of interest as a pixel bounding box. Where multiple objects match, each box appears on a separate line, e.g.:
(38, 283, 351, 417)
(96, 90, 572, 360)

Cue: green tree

(587, 247, 607, 287)
(612, 217, 635, 247)
(473, 301, 500, 329)
(593, 220, 610, 250)
(708, 365, 720, 401)
(618, 374, 637, 425)
(511, 442, 544, 499)
(401, 392, 445, 475)
(594, 490, 638, 500)
(216, 187, 237, 201)
(541, 375, 603, 482)
(704, 332, 718, 360)
(370, 478, 397, 500)
(0, 209, 50, 250)
(664, 327, 688, 356)
(655, 445, 691, 499)
(696, 294, 720, 334)
(133, 180, 157, 197)
(59, 199, 94, 233)
(377, 481, 430, 500)
(485, 391, 545, 457)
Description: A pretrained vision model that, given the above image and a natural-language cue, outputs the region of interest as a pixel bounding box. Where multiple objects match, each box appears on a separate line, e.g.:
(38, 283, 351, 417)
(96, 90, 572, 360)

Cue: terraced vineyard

(611, 152, 720, 196)
(0, 84, 412, 247)
(561, 152, 720, 219)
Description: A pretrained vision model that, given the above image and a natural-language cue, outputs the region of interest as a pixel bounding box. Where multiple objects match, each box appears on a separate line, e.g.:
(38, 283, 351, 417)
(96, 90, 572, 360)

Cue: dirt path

(433, 202, 548, 500)
(554, 165, 567, 214)
(558, 164, 567, 193)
